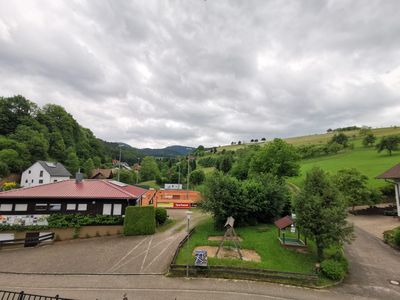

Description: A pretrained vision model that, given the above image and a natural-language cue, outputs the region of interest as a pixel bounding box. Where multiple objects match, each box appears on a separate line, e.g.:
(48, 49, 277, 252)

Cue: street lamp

(186, 210, 193, 277)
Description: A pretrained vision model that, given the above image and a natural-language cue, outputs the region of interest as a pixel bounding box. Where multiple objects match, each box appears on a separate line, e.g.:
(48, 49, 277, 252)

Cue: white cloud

(0, 0, 400, 148)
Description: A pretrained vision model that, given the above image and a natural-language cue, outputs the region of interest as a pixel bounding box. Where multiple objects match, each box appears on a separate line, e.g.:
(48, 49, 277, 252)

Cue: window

(31, 179, 34, 183)
(15, 204, 28, 211)
(172, 195, 180, 199)
(35, 203, 47, 211)
(0, 204, 12, 211)
(66, 204, 76, 210)
(39, 170, 43, 177)
(77, 204, 87, 211)
(53, 180, 58, 183)
(103, 204, 112, 215)
(49, 203, 61, 211)
(28, 170, 31, 174)
(113, 204, 122, 216)
(39, 179, 43, 184)
(25, 179, 28, 183)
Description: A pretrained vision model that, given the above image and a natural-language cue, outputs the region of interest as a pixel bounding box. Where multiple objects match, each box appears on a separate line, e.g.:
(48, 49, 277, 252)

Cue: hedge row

(0, 214, 123, 231)
(124, 206, 156, 235)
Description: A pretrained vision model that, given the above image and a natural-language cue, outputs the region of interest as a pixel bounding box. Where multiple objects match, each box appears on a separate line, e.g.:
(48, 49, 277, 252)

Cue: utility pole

(187, 156, 190, 199)
(178, 162, 181, 185)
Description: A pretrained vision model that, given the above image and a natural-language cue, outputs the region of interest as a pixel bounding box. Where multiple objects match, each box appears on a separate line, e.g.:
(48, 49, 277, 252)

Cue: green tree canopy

(362, 133, 376, 147)
(140, 156, 160, 182)
(189, 169, 206, 186)
(333, 169, 381, 211)
(376, 135, 400, 156)
(294, 167, 354, 260)
(65, 149, 80, 174)
(82, 158, 95, 178)
(0, 149, 24, 173)
(200, 171, 290, 228)
(330, 133, 349, 147)
(249, 138, 300, 177)
(114, 169, 137, 185)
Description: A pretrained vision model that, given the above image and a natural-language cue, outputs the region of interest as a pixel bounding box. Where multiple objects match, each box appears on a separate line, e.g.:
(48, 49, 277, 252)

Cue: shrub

(321, 259, 346, 281)
(155, 208, 168, 225)
(124, 206, 156, 236)
(394, 229, 400, 247)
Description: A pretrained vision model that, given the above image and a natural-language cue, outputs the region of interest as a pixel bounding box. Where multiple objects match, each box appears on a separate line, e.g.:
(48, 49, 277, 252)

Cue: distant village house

(20, 161, 71, 188)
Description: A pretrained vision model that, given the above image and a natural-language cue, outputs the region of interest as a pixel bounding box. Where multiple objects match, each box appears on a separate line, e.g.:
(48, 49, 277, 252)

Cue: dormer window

(39, 170, 43, 177)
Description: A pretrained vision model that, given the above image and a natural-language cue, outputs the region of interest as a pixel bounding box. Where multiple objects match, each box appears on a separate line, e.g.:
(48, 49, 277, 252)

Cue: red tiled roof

(274, 216, 294, 229)
(0, 180, 147, 199)
(376, 163, 400, 180)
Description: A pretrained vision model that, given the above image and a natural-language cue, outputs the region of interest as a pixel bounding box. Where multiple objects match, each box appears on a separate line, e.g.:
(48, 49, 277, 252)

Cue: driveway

(334, 217, 400, 300)
(0, 209, 205, 275)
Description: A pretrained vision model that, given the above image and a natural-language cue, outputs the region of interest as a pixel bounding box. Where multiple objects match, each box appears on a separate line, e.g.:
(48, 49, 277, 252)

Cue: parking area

(347, 214, 399, 239)
(0, 209, 203, 274)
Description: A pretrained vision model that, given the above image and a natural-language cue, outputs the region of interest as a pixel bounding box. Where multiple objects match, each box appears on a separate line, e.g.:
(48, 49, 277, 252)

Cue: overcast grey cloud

(0, 0, 400, 148)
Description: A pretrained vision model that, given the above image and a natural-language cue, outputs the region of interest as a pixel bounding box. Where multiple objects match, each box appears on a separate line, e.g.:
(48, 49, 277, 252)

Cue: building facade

(20, 161, 71, 187)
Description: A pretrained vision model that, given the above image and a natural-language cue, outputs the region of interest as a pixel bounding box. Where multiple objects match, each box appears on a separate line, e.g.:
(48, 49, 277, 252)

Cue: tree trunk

(316, 238, 324, 261)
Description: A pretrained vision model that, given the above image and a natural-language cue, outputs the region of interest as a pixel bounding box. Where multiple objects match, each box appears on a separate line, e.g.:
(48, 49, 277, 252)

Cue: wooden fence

(0, 290, 72, 300)
(169, 228, 319, 285)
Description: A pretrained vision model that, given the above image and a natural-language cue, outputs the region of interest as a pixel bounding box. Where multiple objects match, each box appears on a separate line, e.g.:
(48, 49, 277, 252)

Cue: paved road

(0, 273, 362, 300)
(0, 209, 205, 274)
(334, 226, 400, 300)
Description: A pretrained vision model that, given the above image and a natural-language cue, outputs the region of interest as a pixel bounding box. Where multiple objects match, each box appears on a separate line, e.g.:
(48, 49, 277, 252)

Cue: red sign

(174, 203, 190, 208)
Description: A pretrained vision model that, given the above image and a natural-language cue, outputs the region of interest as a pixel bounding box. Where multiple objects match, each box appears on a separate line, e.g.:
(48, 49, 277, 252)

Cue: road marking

(111, 235, 179, 272)
(143, 235, 181, 271)
(106, 236, 149, 272)
(140, 235, 153, 272)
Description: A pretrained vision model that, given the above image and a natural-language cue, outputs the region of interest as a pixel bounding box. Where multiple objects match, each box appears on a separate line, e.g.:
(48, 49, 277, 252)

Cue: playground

(175, 217, 318, 273)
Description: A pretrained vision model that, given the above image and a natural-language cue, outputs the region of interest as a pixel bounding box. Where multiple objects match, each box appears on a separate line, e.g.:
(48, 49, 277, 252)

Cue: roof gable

(0, 179, 147, 199)
(376, 163, 400, 180)
(37, 161, 72, 177)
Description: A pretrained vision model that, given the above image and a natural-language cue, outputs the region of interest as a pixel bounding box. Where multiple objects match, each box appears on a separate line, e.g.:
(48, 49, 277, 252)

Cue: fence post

(17, 291, 25, 300)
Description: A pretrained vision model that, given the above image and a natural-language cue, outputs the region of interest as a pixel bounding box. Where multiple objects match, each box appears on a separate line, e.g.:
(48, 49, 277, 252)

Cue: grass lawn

(289, 144, 400, 188)
(176, 217, 318, 274)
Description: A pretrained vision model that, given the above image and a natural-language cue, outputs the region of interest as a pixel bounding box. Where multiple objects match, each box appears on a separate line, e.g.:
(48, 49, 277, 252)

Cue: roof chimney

(75, 172, 83, 184)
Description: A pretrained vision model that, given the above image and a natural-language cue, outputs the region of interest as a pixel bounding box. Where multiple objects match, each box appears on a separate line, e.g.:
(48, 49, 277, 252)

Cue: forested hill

(0, 95, 189, 177)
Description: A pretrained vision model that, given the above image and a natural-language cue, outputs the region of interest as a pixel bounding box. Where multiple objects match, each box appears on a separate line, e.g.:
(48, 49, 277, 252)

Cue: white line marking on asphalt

(143, 235, 181, 271)
(106, 236, 149, 272)
(140, 235, 153, 272)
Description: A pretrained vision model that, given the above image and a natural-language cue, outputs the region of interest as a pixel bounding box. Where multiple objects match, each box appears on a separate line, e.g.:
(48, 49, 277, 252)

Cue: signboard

(0, 215, 48, 226)
(164, 184, 183, 190)
(173, 203, 190, 208)
(157, 202, 174, 208)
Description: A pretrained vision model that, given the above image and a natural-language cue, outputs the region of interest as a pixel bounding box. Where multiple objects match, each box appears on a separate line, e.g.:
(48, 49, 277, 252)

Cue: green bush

(155, 207, 168, 225)
(124, 206, 156, 236)
(394, 229, 400, 246)
(321, 259, 346, 281)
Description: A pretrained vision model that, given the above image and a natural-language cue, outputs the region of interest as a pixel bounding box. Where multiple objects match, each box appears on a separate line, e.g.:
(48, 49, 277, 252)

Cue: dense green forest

(0, 95, 143, 177)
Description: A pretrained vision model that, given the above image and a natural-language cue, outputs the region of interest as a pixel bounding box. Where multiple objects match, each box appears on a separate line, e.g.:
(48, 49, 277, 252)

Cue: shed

(274, 215, 307, 248)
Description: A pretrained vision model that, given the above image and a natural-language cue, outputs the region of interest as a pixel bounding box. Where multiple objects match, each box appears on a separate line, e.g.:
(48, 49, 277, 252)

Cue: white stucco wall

(20, 162, 69, 187)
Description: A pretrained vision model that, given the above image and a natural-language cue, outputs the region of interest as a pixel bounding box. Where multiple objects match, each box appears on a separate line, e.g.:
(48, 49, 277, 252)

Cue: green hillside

(217, 126, 400, 151)
(289, 146, 400, 188)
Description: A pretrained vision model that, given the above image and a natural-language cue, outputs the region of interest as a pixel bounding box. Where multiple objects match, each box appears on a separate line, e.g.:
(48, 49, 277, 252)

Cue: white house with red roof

(0, 176, 147, 225)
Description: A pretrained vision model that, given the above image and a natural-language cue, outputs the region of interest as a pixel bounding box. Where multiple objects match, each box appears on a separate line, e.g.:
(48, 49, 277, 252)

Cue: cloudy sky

(0, 0, 400, 148)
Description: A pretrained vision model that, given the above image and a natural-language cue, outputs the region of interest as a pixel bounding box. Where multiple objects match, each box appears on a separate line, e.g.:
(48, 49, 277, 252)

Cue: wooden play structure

(215, 216, 243, 260)
(274, 215, 307, 249)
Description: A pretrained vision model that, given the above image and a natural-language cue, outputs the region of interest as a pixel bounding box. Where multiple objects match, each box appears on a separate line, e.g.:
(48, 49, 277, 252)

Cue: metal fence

(0, 290, 72, 300)
(0, 233, 54, 249)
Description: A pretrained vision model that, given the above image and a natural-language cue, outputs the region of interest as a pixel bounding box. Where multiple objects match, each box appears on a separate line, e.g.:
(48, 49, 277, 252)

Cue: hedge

(0, 214, 123, 231)
(124, 206, 156, 236)
(320, 259, 346, 281)
(155, 207, 168, 225)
